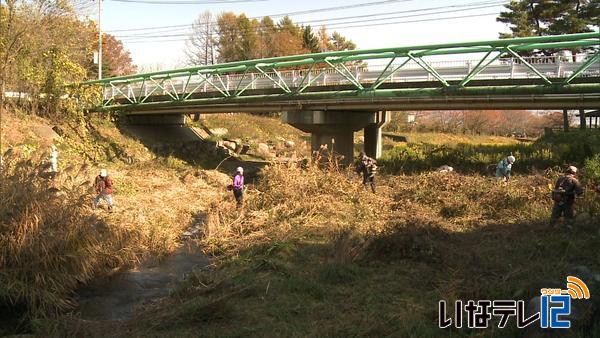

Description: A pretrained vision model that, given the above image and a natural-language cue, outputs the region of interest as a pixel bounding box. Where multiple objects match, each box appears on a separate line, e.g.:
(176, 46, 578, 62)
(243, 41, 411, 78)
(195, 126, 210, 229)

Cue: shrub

(0, 151, 139, 328)
(583, 154, 600, 184)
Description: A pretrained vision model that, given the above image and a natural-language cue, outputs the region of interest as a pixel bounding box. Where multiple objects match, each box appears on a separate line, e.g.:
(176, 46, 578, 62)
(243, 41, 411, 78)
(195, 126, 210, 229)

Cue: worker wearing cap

(94, 169, 114, 211)
(232, 167, 245, 209)
(496, 155, 516, 181)
(550, 166, 583, 226)
(356, 151, 377, 193)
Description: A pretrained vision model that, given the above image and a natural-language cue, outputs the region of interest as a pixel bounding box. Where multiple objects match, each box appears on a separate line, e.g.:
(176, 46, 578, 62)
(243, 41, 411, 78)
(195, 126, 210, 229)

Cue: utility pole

(563, 109, 570, 132)
(579, 109, 586, 129)
(98, 0, 103, 80)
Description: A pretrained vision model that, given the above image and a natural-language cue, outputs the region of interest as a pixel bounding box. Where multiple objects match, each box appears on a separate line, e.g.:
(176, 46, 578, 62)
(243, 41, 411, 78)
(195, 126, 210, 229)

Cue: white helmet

(100, 169, 108, 177)
(507, 156, 516, 164)
(236, 167, 243, 174)
(567, 166, 578, 174)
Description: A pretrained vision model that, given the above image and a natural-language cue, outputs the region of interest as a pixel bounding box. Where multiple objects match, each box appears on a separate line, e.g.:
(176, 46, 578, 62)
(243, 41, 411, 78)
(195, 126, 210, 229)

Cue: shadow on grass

(116, 123, 223, 168)
(114, 217, 600, 337)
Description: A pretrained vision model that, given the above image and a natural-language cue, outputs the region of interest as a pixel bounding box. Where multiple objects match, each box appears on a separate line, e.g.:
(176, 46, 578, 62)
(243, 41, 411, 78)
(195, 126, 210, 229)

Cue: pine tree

(330, 31, 356, 51)
(497, 0, 598, 38)
(237, 14, 259, 60)
(257, 16, 277, 58)
(302, 26, 320, 53)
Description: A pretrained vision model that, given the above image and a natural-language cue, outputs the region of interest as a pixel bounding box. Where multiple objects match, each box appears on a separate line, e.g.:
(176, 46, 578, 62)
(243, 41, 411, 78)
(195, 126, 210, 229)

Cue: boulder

(257, 143, 269, 153)
(209, 128, 228, 137)
(222, 140, 237, 151)
(256, 143, 273, 158)
(32, 125, 60, 145)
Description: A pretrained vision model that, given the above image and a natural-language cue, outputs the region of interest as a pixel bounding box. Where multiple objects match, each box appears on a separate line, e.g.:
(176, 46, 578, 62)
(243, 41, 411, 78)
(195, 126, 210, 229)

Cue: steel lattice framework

(81, 32, 600, 112)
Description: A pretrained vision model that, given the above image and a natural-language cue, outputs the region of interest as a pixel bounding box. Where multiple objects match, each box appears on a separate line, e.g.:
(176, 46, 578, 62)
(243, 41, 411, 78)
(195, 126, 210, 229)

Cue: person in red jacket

(94, 169, 114, 211)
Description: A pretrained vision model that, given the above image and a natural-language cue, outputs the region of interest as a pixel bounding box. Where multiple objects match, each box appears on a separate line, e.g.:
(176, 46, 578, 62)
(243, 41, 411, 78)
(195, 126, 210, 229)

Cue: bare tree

(184, 10, 218, 66)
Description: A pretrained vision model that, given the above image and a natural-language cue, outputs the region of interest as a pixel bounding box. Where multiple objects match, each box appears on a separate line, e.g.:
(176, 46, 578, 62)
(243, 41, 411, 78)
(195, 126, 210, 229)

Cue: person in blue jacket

(496, 155, 515, 181)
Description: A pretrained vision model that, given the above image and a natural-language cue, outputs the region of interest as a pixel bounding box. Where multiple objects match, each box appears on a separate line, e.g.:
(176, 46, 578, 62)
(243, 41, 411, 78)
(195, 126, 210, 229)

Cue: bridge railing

(79, 32, 599, 111)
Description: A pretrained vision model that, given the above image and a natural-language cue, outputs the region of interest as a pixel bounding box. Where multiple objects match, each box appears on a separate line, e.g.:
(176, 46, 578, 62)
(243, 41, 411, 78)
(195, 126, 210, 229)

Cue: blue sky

(96, 0, 510, 69)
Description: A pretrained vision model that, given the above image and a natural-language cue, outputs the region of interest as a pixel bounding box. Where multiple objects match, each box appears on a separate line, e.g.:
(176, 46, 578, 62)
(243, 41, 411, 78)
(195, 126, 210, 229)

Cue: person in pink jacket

(232, 167, 245, 209)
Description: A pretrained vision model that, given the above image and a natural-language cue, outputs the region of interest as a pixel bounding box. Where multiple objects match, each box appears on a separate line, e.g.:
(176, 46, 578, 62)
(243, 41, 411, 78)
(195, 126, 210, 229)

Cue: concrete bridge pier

(363, 111, 390, 159)
(308, 127, 355, 162)
(283, 110, 389, 164)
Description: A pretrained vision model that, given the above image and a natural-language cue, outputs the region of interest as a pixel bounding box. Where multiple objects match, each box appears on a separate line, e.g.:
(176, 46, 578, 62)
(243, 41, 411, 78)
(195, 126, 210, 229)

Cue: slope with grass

(199, 113, 310, 155)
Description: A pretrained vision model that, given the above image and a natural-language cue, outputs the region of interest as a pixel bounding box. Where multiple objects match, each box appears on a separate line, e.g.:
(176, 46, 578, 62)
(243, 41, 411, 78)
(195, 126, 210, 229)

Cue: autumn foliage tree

(1, 0, 90, 116)
(185, 11, 357, 64)
(1, 0, 135, 118)
(85, 26, 137, 78)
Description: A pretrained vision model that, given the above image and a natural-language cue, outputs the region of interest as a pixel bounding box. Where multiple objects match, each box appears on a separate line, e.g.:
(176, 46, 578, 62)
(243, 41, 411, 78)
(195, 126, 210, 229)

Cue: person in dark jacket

(550, 166, 583, 226)
(94, 169, 114, 211)
(356, 152, 377, 193)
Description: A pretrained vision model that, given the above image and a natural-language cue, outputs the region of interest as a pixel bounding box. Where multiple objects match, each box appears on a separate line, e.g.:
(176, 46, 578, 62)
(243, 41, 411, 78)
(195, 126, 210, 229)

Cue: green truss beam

(77, 32, 599, 110)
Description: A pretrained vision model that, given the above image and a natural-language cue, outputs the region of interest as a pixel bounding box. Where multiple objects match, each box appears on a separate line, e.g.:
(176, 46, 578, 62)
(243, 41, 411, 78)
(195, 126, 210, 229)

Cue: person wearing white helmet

(232, 166, 245, 209)
(550, 165, 583, 226)
(496, 155, 516, 181)
(94, 169, 114, 211)
(437, 165, 454, 173)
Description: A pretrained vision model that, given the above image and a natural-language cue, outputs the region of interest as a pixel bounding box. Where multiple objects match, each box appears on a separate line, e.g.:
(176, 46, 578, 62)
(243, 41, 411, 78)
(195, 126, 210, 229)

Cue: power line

(108, 0, 505, 35)
(115, 2, 506, 40)
(105, 0, 416, 31)
(108, 0, 266, 4)
(121, 12, 501, 43)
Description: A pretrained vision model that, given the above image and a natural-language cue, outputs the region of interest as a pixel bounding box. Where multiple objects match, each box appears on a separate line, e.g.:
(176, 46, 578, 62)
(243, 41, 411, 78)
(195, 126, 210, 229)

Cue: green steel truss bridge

(83, 32, 600, 114)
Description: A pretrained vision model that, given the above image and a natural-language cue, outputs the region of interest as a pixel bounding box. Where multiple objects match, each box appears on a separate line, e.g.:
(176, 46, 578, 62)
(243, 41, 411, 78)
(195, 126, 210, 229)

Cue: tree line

(388, 111, 566, 137)
(185, 11, 357, 65)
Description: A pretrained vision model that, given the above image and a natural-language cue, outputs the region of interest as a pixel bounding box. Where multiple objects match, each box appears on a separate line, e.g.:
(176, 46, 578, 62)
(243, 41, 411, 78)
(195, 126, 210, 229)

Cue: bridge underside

(121, 93, 599, 114)
(109, 78, 600, 114)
